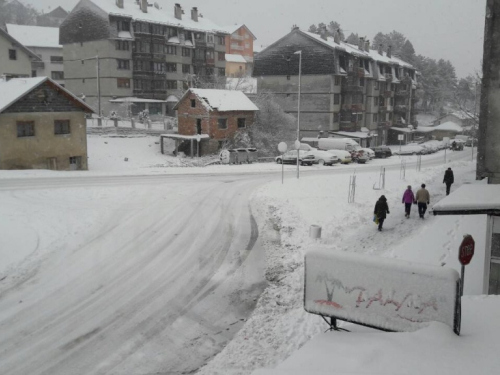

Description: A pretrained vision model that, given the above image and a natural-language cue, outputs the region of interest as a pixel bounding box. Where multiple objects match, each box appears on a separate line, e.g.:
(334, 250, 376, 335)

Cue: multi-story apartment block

(224, 24, 257, 76)
(0, 27, 42, 80)
(6, 24, 65, 86)
(253, 27, 419, 146)
(60, 0, 228, 117)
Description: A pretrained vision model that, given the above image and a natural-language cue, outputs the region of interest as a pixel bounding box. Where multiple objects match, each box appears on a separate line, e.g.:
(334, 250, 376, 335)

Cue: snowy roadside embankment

(198, 158, 481, 374)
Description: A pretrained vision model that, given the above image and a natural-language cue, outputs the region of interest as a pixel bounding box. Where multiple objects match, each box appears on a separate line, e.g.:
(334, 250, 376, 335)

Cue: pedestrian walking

(402, 185, 415, 218)
(443, 167, 454, 196)
(374, 195, 390, 231)
(415, 183, 430, 219)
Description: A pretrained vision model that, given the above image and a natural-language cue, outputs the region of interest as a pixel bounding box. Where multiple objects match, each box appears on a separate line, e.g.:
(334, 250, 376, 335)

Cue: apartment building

(253, 27, 419, 146)
(60, 0, 228, 117)
(6, 24, 65, 86)
(224, 24, 257, 75)
(0, 27, 41, 79)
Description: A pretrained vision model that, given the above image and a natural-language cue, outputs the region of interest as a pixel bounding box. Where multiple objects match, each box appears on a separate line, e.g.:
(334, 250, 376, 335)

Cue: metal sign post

(458, 235, 475, 297)
(278, 142, 288, 184)
(398, 134, 404, 155)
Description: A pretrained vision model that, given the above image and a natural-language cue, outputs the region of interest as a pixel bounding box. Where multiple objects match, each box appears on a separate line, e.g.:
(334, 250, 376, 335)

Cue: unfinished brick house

(173, 88, 259, 155)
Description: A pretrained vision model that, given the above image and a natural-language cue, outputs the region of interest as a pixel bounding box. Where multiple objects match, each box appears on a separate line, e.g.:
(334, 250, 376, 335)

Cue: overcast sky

(25, 0, 486, 78)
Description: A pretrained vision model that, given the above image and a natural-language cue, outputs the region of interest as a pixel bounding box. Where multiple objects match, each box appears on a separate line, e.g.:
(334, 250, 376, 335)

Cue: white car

(391, 144, 424, 155)
(304, 149, 339, 166)
(360, 148, 375, 159)
(327, 149, 352, 164)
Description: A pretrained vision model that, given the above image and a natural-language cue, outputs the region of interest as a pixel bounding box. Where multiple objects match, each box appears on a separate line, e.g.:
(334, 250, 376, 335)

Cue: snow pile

(433, 121, 464, 132)
(198, 157, 480, 374)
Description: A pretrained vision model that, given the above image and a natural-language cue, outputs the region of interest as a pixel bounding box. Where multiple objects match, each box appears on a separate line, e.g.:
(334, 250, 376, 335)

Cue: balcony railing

(384, 73, 393, 81)
(339, 121, 358, 132)
(230, 44, 244, 51)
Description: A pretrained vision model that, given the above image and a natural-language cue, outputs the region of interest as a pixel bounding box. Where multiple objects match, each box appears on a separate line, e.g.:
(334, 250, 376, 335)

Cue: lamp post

(294, 50, 302, 179)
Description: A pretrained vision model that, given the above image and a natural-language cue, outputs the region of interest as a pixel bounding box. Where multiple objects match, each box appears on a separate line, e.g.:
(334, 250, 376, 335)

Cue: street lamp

(294, 50, 302, 179)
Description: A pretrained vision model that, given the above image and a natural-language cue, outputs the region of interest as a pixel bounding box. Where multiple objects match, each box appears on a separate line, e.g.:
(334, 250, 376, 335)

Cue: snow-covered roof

(302, 31, 415, 69)
(221, 24, 257, 40)
(225, 77, 257, 94)
(178, 89, 259, 112)
(160, 134, 210, 140)
(433, 121, 463, 132)
(433, 184, 500, 215)
(225, 54, 247, 63)
(6, 24, 61, 48)
(109, 97, 167, 103)
(92, 0, 228, 34)
(166, 95, 179, 103)
(0, 77, 94, 113)
(0, 27, 40, 60)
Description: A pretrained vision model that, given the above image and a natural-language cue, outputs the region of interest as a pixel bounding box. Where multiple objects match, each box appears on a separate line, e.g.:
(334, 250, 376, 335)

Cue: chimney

(191, 7, 198, 22)
(387, 45, 392, 58)
(320, 25, 328, 41)
(364, 39, 370, 52)
(116, 0, 124, 8)
(174, 3, 182, 20)
(333, 29, 340, 44)
(358, 37, 364, 51)
(141, 0, 148, 13)
(378, 44, 383, 56)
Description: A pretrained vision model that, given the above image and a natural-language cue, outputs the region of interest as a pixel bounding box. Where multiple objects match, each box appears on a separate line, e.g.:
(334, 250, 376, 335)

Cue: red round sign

(458, 235, 475, 266)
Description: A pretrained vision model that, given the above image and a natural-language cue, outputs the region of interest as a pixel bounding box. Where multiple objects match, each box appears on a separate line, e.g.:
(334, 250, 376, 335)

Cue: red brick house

(174, 88, 259, 154)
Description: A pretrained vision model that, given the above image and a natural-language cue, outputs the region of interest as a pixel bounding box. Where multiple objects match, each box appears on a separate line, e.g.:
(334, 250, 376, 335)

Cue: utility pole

(294, 50, 302, 179)
(96, 55, 101, 118)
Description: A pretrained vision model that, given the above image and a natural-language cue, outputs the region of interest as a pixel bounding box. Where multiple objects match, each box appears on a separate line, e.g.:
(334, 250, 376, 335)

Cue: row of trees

(307, 22, 481, 117)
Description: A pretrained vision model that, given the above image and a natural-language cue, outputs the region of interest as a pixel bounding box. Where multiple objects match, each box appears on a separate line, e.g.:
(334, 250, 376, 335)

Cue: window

(373, 113, 378, 122)
(334, 76, 340, 86)
(166, 63, 177, 72)
(191, 99, 196, 108)
(153, 62, 165, 72)
(380, 97, 385, 106)
(54, 120, 70, 135)
(334, 94, 340, 105)
(374, 81, 380, 90)
(206, 50, 214, 60)
(152, 24, 164, 35)
(334, 112, 339, 122)
(359, 59, 364, 68)
(374, 96, 379, 106)
(117, 78, 130, 88)
(153, 80, 165, 90)
(17, 121, 34, 137)
(134, 79, 150, 91)
(50, 56, 63, 64)
(166, 80, 177, 89)
(182, 48, 191, 57)
(217, 36, 225, 45)
(218, 52, 225, 61)
(117, 59, 130, 70)
(166, 45, 177, 55)
(358, 114, 363, 122)
(196, 119, 202, 134)
(390, 98, 394, 106)
(207, 34, 214, 43)
(389, 113, 393, 120)
(218, 118, 227, 130)
(115, 40, 129, 50)
(218, 68, 226, 76)
(237, 118, 246, 128)
(245, 43, 250, 48)
(31, 70, 37, 77)
(359, 77, 365, 87)
(153, 43, 164, 54)
(51, 71, 64, 80)
(118, 20, 130, 32)
(182, 64, 191, 74)
(9, 49, 17, 60)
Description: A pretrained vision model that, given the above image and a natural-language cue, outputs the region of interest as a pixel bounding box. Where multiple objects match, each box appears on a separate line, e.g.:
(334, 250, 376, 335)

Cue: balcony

(230, 44, 244, 51)
(379, 106, 391, 112)
(384, 73, 393, 82)
(339, 121, 358, 132)
(193, 56, 207, 64)
(341, 85, 363, 94)
(342, 104, 364, 112)
(395, 90, 409, 97)
(348, 67, 365, 77)
(231, 34, 244, 41)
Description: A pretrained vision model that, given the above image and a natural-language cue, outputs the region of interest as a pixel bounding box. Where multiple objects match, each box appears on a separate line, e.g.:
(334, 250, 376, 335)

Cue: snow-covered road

(0, 173, 269, 375)
(0, 149, 471, 375)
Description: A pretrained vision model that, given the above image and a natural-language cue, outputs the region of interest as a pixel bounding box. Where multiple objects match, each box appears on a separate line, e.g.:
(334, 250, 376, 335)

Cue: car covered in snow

(360, 148, 375, 159)
(327, 149, 352, 164)
(391, 144, 425, 155)
(275, 150, 315, 165)
(304, 149, 339, 166)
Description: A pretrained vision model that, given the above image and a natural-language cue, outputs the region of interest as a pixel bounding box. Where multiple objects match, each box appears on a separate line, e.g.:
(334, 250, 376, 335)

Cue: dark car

(371, 146, 393, 159)
(275, 150, 315, 166)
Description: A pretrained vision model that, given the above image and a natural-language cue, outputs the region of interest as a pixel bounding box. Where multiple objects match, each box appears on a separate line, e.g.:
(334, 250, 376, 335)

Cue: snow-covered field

(0, 132, 492, 375)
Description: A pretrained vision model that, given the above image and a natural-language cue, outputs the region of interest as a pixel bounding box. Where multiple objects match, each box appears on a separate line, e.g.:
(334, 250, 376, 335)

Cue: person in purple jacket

(402, 185, 416, 218)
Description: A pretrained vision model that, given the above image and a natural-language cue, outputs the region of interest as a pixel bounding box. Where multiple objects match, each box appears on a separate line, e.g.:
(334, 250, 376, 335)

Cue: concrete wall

(0, 33, 32, 77)
(0, 111, 88, 170)
(29, 46, 64, 85)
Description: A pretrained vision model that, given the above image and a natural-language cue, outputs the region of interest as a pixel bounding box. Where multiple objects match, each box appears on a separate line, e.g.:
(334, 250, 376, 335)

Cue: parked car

(275, 150, 315, 165)
(327, 149, 352, 164)
(351, 150, 369, 163)
(450, 139, 465, 151)
(371, 146, 393, 159)
(392, 144, 424, 155)
(304, 149, 339, 165)
(302, 137, 361, 152)
(408, 142, 432, 154)
(360, 148, 375, 159)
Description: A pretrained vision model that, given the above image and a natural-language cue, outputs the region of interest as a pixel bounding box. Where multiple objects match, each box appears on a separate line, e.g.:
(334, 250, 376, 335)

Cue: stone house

(0, 77, 94, 170)
(0, 27, 41, 79)
(174, 88, 258, 154)
(6, 24, 65, 86)
(253, 27, 419, 146)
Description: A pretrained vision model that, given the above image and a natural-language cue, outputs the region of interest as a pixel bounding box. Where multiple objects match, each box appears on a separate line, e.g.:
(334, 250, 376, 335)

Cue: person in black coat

(374, 195, 390, 231)
(443, 167, 454, 196)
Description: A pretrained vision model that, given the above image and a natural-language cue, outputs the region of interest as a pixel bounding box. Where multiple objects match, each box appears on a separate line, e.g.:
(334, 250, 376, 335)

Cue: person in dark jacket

(443, 167, 454, 196)
(374, 195, 390, 231)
